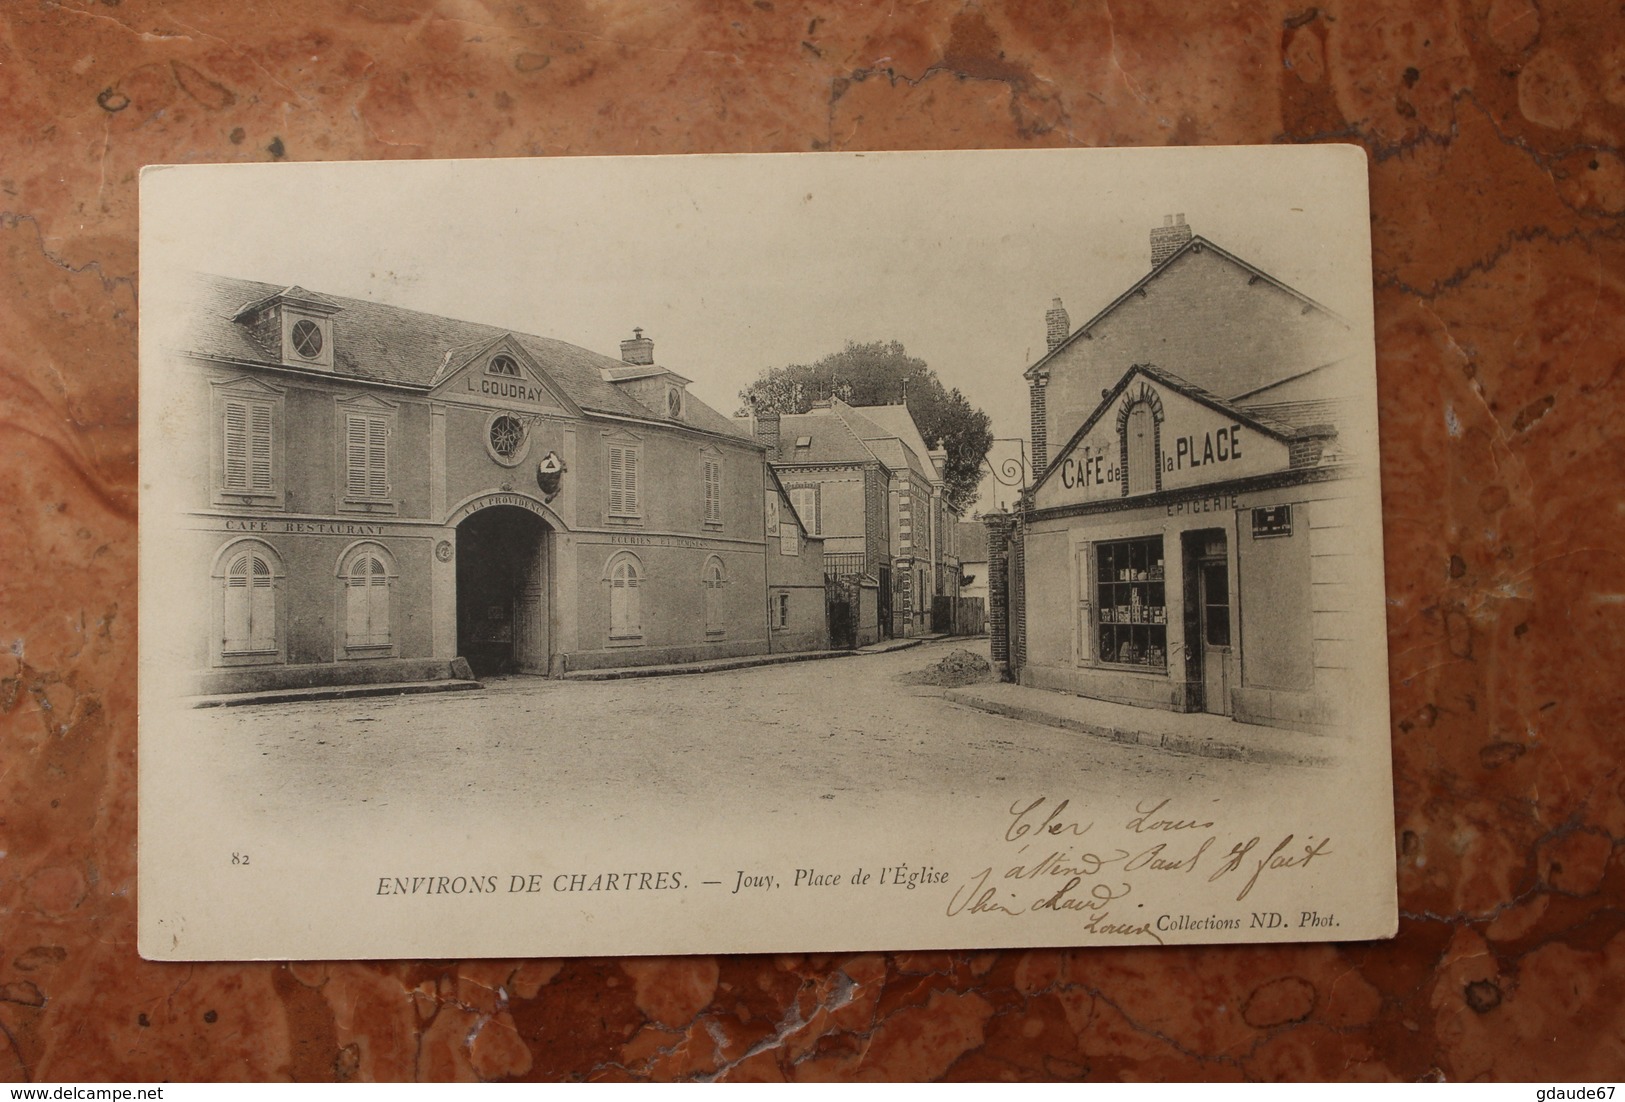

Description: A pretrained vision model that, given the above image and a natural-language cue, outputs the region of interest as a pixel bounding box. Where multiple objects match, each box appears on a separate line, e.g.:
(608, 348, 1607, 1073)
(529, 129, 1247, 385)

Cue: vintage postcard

(138, 147, 1396, 960)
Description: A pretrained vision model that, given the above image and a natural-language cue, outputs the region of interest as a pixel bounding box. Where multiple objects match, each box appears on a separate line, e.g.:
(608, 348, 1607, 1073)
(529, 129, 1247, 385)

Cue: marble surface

(3, 0, 1623, 1082)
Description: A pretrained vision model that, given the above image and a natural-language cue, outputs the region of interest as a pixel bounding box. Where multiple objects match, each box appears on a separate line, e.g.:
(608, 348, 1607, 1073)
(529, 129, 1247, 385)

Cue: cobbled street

(183, 640, 1294, 849)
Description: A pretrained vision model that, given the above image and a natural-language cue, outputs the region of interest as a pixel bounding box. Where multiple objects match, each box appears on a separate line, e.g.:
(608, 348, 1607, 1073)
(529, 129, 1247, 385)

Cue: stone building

(991, 218, 1376, 732)
(161, 274, 803, 695)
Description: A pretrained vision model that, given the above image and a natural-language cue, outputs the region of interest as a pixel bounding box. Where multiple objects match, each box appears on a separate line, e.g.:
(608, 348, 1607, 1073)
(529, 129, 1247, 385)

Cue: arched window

(337, 542, 398, 654)
(225, 551, 276, 654)
(607, 553, 643, 641)
(347, 555, 390, 648)
(1126, 402, 1158, 496)
(703, 556, 726, 637)
(213, 539, 284, 664)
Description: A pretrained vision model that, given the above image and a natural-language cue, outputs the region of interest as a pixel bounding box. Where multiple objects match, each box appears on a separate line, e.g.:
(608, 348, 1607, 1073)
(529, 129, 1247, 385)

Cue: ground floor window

(607, 552, 643, 641)
(703, 556, 726, 637)
(215, 538, 283, 664)
(224, 552, 276, 654)
(775, 592, 790, 629)
(340, 543, 396, 652)
(1095, 536, 1167, 668)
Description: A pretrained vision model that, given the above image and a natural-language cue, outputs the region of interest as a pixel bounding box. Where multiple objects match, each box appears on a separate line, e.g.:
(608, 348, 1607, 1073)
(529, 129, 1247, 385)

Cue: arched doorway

(456, 505, 551, 676)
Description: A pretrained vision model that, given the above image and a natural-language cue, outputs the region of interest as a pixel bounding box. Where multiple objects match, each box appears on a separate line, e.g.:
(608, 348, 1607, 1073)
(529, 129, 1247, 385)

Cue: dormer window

(232, 285, 341, 371)
(488, 354, 520, 377)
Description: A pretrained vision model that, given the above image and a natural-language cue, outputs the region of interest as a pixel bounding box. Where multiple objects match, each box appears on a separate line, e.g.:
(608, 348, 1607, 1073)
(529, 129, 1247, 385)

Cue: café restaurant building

(994, 216, 1375, 733)
(161, 274, 787, 696)
(1015, 364, 1360, 731)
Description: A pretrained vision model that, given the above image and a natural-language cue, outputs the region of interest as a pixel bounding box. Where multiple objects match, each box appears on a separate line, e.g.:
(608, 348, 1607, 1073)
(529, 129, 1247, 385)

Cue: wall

(565, 538, 767, 670)
(1236, 503, 1313, 692)
(1040, 246, 1354, 459)
(767, 507, 830, 653)
(1022, 529, 1071, 667)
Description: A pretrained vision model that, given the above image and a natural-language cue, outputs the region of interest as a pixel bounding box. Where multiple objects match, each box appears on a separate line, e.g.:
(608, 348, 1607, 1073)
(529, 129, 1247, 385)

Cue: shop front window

(1095, 536, 1167, 668)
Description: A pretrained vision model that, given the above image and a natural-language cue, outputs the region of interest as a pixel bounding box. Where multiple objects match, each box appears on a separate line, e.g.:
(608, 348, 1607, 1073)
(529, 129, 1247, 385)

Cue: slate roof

(769, 408, 888, 468)
(181, 274, 742, 437)
(839, 402, 936, 482)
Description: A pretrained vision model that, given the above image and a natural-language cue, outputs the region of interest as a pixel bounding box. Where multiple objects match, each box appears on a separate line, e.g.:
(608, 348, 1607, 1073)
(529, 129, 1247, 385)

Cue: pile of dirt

(898, 648, 994, 688)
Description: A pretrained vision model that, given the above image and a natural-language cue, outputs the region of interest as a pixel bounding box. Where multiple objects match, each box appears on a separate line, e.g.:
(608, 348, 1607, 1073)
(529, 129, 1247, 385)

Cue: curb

(942, 689, 1339, 768)
(563, 648, 858, 682)
(565, 634, 955, 680)
(188, 679, 484, 709)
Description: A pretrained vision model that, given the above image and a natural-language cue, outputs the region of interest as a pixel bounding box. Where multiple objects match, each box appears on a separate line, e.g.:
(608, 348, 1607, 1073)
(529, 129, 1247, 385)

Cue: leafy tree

(738, 340, 993, 514)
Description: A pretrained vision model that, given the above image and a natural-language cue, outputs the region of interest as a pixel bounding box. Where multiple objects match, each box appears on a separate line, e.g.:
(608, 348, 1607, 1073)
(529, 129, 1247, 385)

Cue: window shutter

(346, 415, 368, 497)
(249, 557, 274, 652)
(368, 570, 389, 645)
(346, 565, 368, 641)
(624, 449, 639, 514)
(608, 447, 625, 514)
(224, 401, 249, 490)
(223, 554, 250, 648)
(367, 417, 389, 497)
(249, 402, 273, 492)
(704, 458, 721, 521)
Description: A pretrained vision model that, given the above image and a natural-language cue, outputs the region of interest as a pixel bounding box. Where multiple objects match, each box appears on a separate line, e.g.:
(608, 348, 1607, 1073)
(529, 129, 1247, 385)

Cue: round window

(290, 319, 324, 359)
(490, 415, 526, 460)
(489, 355, 519, 377)
(667, 388, 684, 418)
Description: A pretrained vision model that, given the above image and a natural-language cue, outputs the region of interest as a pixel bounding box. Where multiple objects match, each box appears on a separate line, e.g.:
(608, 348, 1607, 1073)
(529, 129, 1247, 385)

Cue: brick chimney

(619, 327, 654, 365)
(1150, 213, 1191, 267)
(756, 410, 781, 459)
(1044, 297, 1069, 352)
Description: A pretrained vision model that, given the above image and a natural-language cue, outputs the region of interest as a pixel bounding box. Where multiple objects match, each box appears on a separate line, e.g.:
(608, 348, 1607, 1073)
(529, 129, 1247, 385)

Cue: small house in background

(954, 518, 989, 635)
(763, 467, 829, 653)
(736, 397, 964, 646)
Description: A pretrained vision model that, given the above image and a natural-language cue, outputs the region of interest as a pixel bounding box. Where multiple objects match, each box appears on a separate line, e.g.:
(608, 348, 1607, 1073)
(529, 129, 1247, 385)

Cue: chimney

(1150, 212, 1191, 267)
(619, 327, 654, 365)
(756, 410, 781, 459)
(1044, 297, 1070, 352)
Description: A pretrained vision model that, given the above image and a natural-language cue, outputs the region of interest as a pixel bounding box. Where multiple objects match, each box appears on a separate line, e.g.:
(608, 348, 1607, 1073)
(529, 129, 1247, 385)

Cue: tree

(738, 340, 993, 515)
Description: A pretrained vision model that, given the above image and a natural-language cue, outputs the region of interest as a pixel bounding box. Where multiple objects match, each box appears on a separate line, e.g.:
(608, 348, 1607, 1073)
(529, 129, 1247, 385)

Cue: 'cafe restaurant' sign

(1041, 377, 1291, 506)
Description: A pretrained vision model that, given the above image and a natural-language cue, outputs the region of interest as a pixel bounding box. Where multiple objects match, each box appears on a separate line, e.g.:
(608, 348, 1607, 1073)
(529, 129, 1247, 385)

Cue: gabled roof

(774, 408, 888, 468)
(765, 465, 816, 538)
(1030, 363, 1302, 498)
(842, 402, 937, 482)
(1023, 235, 1347, 381)
(601, 362, 694, 386)
(427, 332, 586, 418)
(182, 274, 723, 426)
(230, 284, 343, 321)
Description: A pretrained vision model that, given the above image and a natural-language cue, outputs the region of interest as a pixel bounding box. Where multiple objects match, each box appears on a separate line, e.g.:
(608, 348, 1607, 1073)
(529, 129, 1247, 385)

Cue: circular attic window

(291, 319, 324, 359)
